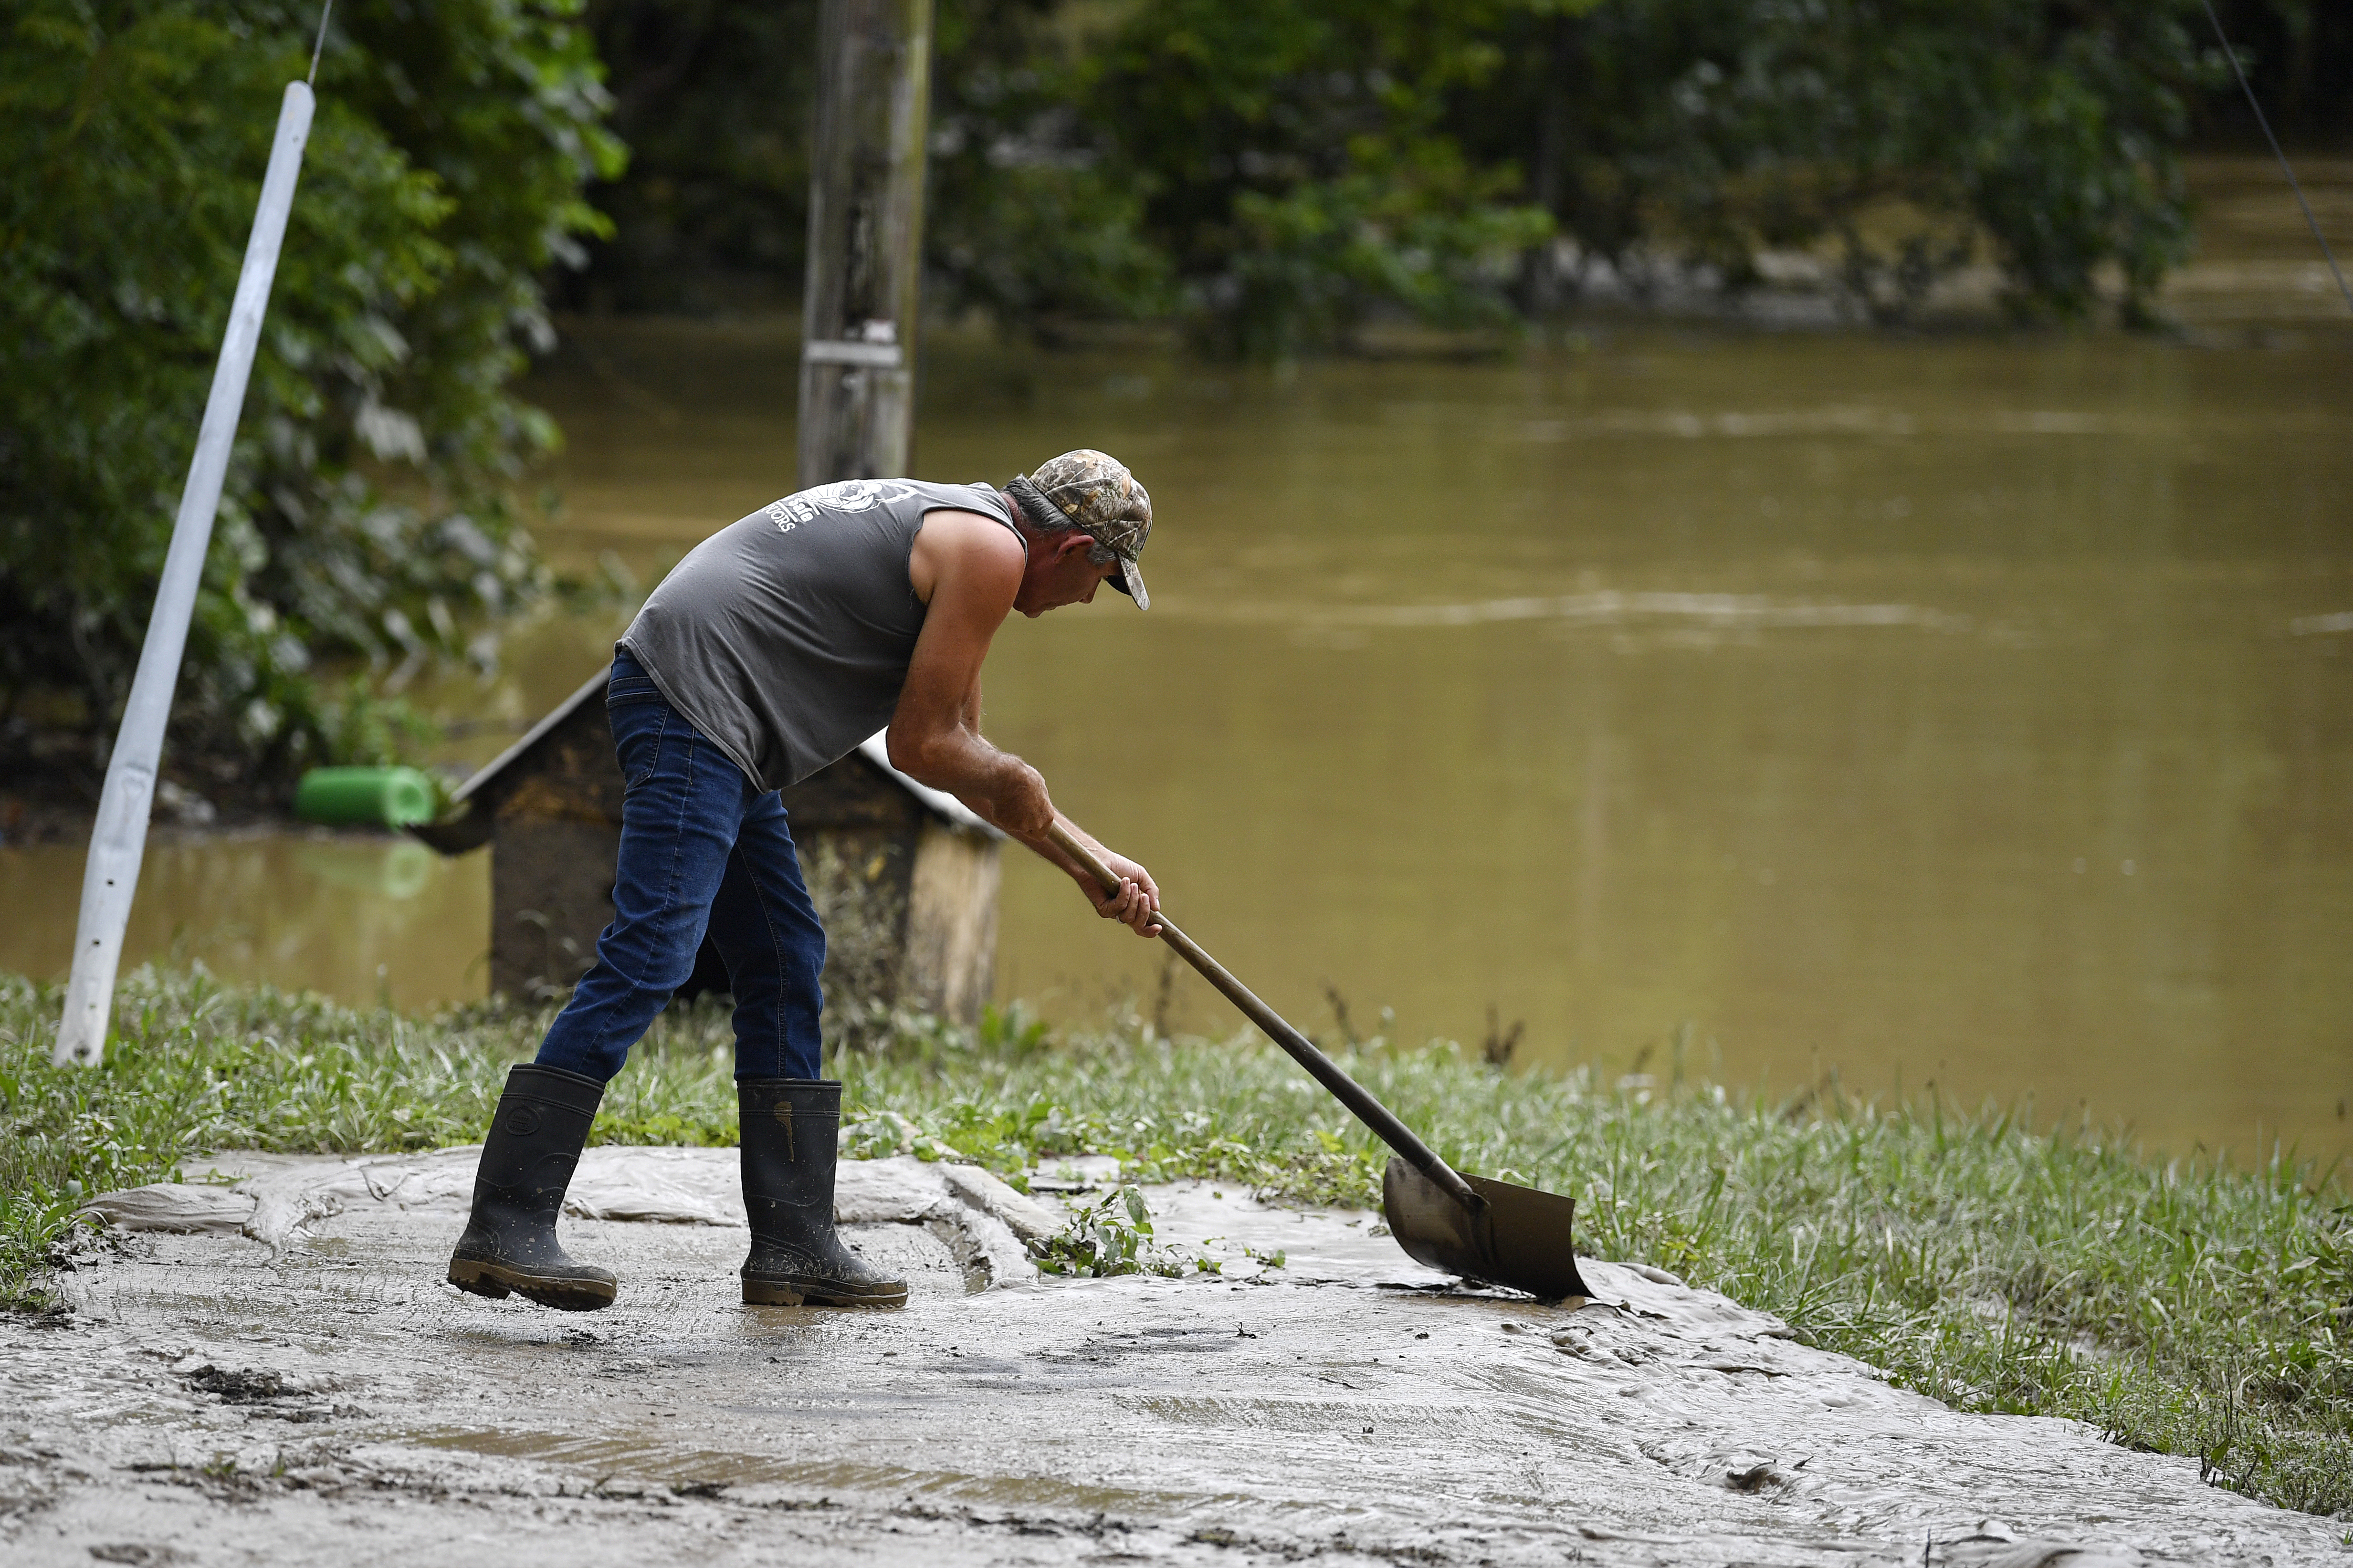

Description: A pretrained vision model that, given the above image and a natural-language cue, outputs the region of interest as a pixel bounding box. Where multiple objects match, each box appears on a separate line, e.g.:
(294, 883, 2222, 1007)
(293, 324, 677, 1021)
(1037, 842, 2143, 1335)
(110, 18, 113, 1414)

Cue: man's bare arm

(889, 511, 1041, 828)
(890, 510, 1160, 933)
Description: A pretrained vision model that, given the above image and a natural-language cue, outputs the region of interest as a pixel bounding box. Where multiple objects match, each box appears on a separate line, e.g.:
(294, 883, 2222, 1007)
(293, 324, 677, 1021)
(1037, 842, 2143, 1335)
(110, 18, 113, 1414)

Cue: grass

(2, 963, 2348, 1518)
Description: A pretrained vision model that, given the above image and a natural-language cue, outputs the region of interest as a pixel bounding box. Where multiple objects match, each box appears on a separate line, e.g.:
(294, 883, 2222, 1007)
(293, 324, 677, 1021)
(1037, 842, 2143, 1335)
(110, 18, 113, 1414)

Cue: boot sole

(743, 1276, 908, 1309)
(448, 1256, 617, 1312)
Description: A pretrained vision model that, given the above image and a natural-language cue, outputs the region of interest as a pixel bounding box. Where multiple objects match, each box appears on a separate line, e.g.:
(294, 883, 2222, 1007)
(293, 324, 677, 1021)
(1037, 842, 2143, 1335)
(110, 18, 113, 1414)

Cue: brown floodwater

(3, 160, 2348, 1164)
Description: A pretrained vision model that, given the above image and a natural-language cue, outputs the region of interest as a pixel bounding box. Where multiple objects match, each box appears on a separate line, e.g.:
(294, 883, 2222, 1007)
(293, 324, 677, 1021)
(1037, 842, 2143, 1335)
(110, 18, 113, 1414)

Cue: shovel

(1048, 823, 1595, 1301)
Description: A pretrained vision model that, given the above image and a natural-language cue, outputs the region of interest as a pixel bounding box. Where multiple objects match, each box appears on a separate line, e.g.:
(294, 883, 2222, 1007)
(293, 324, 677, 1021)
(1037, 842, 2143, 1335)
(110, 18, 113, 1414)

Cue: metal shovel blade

(1382, 1156, 1596, 1302)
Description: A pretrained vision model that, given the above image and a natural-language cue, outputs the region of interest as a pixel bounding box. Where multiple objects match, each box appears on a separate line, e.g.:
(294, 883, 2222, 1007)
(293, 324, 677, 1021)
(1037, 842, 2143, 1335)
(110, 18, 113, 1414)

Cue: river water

(5, 160, 2349, 1165)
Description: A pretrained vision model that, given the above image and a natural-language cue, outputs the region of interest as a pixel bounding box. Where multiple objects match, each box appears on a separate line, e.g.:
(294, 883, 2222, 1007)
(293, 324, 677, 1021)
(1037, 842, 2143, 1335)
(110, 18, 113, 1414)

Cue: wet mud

(3, 1154, 2338, 1566)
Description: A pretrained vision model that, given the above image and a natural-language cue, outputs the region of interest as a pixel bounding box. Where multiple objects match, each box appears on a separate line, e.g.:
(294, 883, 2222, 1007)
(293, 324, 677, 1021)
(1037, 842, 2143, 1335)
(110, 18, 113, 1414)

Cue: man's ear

(1055, 531, 1099, 564)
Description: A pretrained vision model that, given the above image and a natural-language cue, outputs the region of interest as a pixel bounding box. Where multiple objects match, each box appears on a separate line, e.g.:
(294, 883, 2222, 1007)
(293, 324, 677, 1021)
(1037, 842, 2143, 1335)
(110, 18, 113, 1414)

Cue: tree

(554, 0, 1175, 328)
(567, 0, 2256, 347)
(1463, 0, 2224, 325)
(0, 0, 621, 789)
(1082, 0, 1552, 356)
(551, 0, 817, 313)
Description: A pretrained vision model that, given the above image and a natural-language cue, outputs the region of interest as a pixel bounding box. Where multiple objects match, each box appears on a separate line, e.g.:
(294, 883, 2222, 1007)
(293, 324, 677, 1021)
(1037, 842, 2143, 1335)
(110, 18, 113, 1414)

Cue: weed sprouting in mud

(1030, 1186, 1189, 1278)
(1021, 1182, 1290, 1278)
(0, 963, 2347, 1516)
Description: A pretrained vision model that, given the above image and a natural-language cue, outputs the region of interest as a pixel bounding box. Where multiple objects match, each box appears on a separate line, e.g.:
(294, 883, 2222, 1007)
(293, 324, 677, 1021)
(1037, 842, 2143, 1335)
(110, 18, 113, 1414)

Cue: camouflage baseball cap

(1009, 449, 1153, 609)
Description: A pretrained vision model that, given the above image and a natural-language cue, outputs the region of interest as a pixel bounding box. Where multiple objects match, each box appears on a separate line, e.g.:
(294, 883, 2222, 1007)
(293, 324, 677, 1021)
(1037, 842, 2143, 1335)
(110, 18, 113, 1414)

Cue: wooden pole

(56, 82, 316, 1066)
(798, 0, 935, 488)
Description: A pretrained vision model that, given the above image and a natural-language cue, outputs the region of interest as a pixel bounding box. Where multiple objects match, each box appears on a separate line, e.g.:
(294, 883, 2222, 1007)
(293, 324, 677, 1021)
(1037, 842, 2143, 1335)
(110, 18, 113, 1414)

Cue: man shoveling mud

(446, 451, 1163, 1312)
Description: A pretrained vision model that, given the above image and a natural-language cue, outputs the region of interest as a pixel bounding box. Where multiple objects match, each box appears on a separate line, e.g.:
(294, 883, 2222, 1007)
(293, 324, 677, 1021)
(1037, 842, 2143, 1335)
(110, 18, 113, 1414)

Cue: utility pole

(798, 0, 935, 489)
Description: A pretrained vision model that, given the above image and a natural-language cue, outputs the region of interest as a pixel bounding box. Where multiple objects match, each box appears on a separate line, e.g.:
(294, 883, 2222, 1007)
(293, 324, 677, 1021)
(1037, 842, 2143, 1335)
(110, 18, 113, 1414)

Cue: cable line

(2201, 0, 2353, 317)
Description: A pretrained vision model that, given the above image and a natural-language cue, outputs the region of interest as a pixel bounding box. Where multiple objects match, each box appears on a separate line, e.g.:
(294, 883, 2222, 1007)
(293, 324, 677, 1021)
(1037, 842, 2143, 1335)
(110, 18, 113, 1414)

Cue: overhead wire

(2200, 0, 2353, 317)
(309, 0, 335, 86)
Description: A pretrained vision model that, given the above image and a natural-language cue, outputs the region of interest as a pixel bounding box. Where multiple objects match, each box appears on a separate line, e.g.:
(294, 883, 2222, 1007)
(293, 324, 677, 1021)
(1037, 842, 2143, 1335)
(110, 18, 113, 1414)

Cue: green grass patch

(2, 963, 2347, 1517)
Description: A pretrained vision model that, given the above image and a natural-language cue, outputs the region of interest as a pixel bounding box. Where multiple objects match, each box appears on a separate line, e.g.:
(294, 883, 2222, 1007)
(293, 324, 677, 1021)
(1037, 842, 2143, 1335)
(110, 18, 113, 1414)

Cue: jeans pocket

(612, 705, 671, 795)
(607, 677, 663, 707)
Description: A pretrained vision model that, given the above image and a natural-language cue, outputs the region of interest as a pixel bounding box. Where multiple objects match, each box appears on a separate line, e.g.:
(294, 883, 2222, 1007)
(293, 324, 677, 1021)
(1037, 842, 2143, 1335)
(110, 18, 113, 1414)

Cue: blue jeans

(534, 648, 827, 1083)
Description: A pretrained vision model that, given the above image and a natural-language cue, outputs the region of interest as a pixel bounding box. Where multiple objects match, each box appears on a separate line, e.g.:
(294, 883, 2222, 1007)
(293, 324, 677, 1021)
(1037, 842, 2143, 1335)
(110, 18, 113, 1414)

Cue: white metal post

(54, 82, 316, 1066)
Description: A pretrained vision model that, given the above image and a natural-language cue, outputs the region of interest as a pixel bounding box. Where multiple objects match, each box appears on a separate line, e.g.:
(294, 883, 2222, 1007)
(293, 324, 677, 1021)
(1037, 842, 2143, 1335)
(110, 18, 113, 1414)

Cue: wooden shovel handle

(1046, 820, 1480, 1213)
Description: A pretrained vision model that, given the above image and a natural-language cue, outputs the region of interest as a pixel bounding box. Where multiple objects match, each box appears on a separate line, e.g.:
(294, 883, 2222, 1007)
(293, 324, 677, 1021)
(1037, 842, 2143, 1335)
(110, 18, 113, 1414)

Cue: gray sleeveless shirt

(619, 478, 1019, 791)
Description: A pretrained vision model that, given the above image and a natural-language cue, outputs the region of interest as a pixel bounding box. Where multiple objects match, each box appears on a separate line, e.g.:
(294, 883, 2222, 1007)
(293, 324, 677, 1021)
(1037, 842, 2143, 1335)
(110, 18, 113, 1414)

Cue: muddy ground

(2, 1148, 2340, 1567)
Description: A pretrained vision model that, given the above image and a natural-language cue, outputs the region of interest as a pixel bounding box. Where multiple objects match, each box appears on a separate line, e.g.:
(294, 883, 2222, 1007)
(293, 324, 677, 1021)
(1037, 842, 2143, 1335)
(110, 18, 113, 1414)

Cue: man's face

(1014, 530, 1121, 618)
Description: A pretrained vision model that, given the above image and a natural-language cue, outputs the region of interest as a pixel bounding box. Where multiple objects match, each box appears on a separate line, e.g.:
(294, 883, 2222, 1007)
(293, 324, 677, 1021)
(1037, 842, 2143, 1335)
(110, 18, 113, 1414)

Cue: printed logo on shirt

(768, 479, 914, 531)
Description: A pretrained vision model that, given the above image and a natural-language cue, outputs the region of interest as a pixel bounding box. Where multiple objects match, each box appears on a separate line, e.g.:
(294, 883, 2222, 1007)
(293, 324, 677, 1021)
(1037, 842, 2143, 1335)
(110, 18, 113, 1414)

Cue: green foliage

(0, 0, 620, 778)
(570, 0, 2283, 349)
(1029, 1184, 1195, 1277)
(2, 965, 2346, 1515)
(557, 0, 818, 312)
(1704, 0, 2206, 323)
(1455, 0, 2223, 325)
(563, 0, 1567, 348)
(560, 0, 1176, 325)
(1078, 0, 1553, 355)
(922, 0, 1178, 329)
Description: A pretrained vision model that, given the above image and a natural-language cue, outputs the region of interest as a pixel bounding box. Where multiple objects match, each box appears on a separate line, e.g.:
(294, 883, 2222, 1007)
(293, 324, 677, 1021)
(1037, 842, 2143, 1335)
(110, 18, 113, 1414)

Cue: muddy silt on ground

(2, 1150, 2341, 1566)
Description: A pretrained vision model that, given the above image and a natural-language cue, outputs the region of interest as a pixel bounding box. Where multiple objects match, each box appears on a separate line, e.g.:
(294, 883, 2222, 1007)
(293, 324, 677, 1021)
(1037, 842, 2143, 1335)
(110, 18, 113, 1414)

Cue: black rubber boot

(446, 1064, 618, 1311)
(739, 1078, 908, 1307)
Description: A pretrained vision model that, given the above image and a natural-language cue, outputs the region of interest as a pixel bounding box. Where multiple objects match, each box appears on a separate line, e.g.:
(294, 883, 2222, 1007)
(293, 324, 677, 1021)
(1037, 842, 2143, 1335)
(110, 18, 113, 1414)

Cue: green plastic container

(293, 766, 437, 828)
